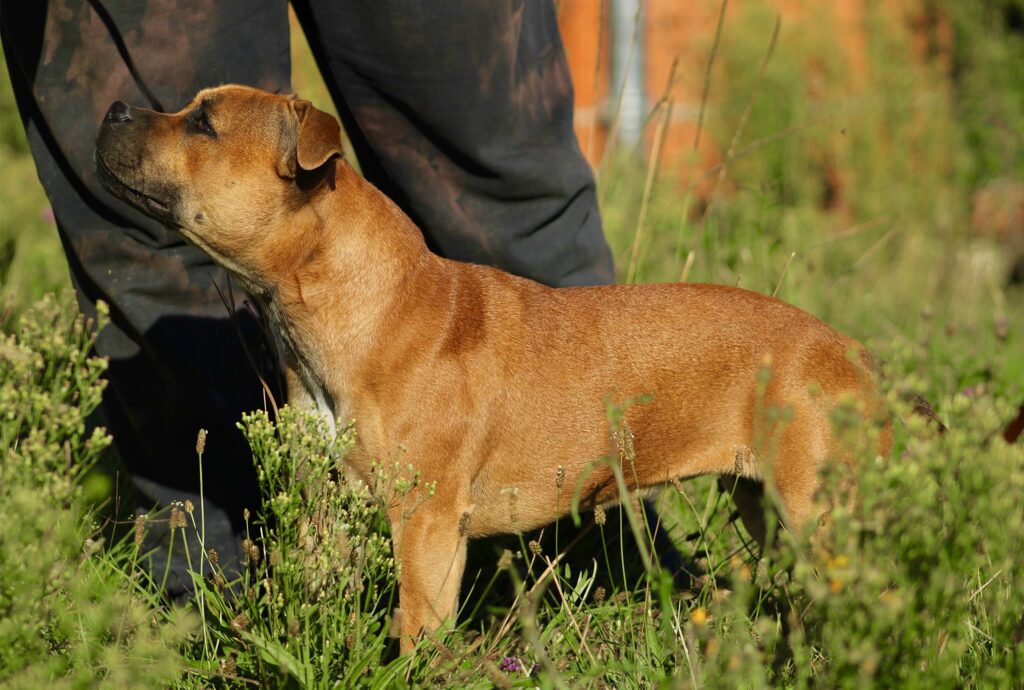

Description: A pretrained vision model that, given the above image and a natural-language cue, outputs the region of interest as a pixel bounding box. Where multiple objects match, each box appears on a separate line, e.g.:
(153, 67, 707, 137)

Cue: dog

(95, 85, 892, 652)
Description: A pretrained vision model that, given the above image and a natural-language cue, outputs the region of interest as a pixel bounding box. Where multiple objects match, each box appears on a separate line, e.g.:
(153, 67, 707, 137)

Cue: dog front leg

(389, 493, 470, 654)
(284, 350, 343, 503)
(284, 351, 317, 412)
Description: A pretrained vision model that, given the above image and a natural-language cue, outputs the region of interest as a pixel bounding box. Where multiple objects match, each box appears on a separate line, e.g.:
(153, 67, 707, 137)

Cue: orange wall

(558, 0, 612, 164)
(556, 0, 952, 195)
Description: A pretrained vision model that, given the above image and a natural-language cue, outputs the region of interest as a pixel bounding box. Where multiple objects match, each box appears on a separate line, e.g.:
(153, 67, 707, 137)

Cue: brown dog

(95, 85, 891, 651)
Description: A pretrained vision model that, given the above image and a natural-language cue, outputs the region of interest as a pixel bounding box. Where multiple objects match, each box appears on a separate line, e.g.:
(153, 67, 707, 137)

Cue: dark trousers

(1, 1, 613, 592)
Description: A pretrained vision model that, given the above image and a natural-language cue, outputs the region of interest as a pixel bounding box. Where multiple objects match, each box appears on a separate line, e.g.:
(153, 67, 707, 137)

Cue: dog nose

(105, 101, 132, 124)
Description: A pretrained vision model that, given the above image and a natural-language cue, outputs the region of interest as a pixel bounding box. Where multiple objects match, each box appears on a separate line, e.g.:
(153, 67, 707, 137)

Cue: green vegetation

(0, 55, 70, 312)
(0, 295, 191, 688)
(2, 1, 1022, 687)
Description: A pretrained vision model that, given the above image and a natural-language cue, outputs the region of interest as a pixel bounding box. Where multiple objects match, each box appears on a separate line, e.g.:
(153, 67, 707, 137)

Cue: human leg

(1, 0, 290, 595)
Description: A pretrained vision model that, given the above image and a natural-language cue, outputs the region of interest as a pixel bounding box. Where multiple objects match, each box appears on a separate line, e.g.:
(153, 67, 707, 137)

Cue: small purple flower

(499, 656, 524, 673)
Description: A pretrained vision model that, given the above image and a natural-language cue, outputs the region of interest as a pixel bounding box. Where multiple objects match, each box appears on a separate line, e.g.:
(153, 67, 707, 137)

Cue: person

(1, 1, 614, 596)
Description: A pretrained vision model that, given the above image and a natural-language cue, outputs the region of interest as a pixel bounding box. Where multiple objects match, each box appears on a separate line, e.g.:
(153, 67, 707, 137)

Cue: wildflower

(829, 578, 844, 594)
(207, 548, 219, 566)
(497, 549, 514, 570)
(614, 422, 635, 461)
(230, 613, 249, 632)
(133, 514, 147, 546)
(220, 655, 236, 675)
(499, 656, 524, 673)
(196, 428, 207, 454)
(169, 505, 187, 530)
(594, 504, 606, 526)
(184, 499, 194, 514)
(528, 540, 542, 556)
(242, 538, 261, 564)
(961, 385, 983, 398)
(555, 465, 565, 489)
(243, 508, 250, 522)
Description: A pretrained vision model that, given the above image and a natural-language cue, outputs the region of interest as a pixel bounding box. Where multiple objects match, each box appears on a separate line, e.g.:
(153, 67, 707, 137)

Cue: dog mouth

(96, 154, 177, 223)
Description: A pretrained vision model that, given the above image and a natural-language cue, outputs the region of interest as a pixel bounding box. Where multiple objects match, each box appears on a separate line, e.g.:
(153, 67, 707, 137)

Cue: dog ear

(277, 98, 342, 179)
(294, 99, 343, 171)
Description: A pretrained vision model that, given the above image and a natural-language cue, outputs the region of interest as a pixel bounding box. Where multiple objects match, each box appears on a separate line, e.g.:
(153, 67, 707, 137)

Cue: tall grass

(3, 292, 1021, 687)
(0, 295, 192, 688)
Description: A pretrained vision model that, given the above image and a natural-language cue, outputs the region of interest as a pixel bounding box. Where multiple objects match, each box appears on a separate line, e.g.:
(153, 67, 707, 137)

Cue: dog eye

(190, 110, 216, 137)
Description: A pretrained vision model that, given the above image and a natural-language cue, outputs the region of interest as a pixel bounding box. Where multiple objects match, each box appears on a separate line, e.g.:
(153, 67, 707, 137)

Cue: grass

(2, 1, 1024, 687)
(0, 61, 70, 314)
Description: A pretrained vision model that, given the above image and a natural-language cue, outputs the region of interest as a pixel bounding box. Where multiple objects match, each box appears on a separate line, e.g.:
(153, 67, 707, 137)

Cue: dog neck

(258, 160, 433, 416)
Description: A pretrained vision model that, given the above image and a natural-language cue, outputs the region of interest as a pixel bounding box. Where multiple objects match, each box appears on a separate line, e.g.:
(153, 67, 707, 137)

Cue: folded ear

(295, 99, 342, 171)
(277, 98, 342, 179)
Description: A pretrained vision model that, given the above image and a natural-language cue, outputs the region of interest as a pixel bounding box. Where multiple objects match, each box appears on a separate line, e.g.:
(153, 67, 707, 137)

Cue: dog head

(95, 84, 342, 285)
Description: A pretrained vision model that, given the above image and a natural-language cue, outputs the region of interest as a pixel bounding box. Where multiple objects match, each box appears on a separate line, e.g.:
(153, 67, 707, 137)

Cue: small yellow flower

(691, 607, 709, 626)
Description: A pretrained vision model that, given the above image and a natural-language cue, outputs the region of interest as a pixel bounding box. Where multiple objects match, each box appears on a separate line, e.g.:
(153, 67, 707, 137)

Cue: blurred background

(2, 0, 1022, 393)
